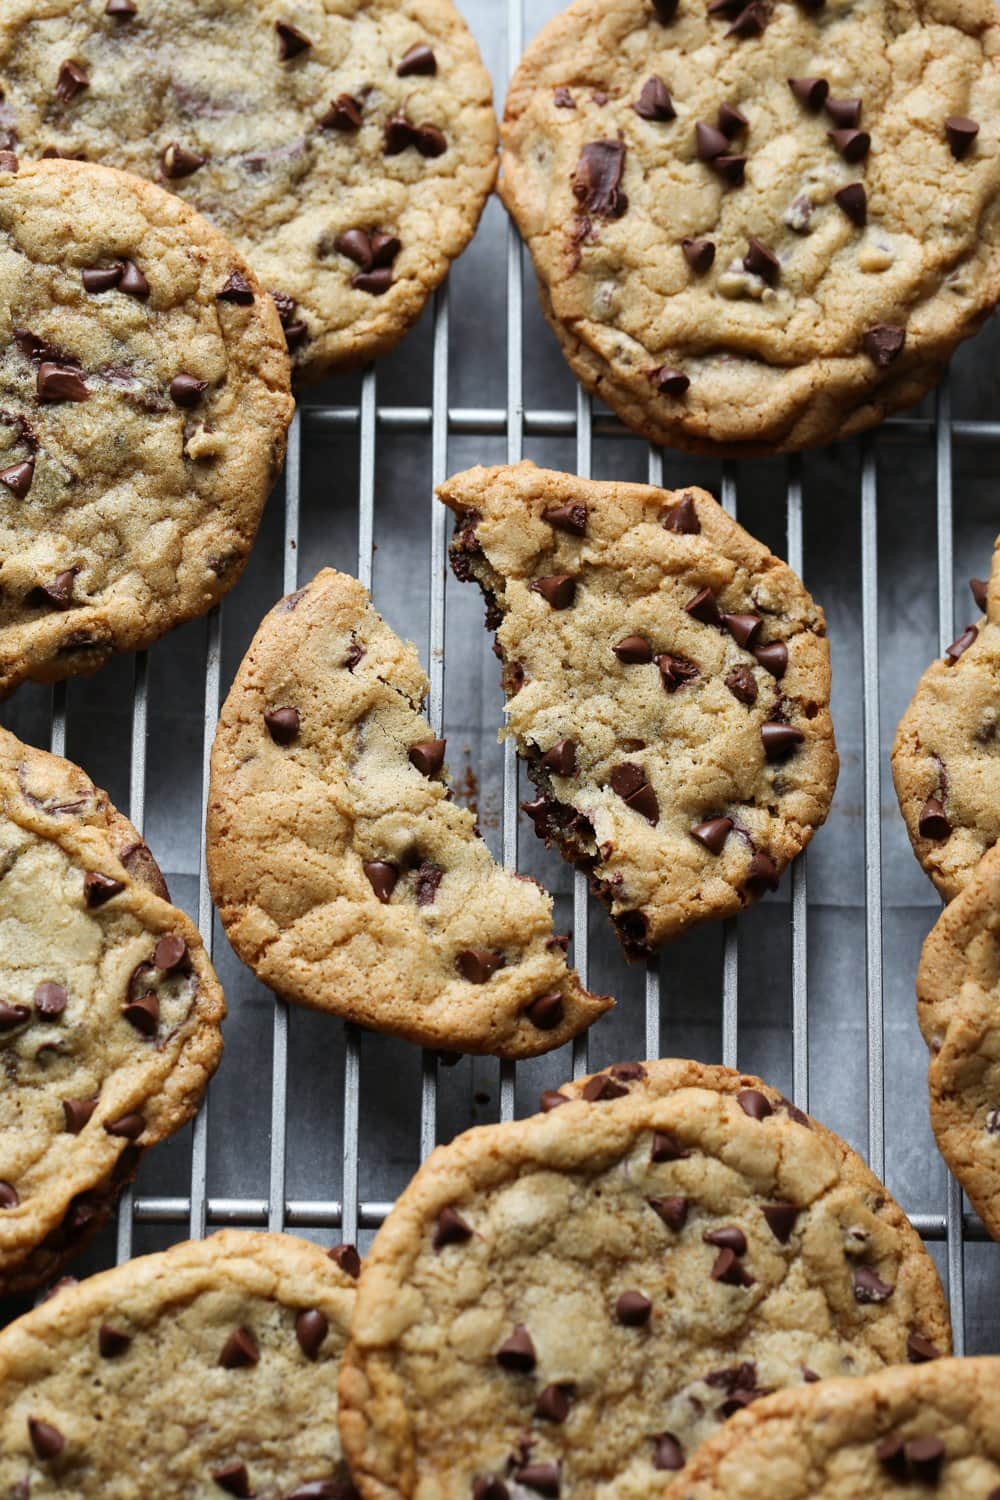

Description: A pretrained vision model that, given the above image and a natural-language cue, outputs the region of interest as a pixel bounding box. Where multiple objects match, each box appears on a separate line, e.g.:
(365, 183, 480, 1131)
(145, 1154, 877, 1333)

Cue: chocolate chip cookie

(0, 155, 293, 696)
(892, 547, 1000, 901)
(0, 0, 498, 381)
(0, 726, 225, 1297)
(206, 569, 612, 1057)
(917, 839, 1000, 1242)
(662, 1356, 1000, 1498)
(500, 0, 1000, 456)
(439, 462, 837, 955)
(338, 1058, 950, 1498)
(0, 1229, 359, 1497)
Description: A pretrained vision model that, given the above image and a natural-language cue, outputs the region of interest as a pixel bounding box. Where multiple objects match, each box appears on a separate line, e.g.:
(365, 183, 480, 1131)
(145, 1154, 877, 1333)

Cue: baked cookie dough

(500, 0, 1000, 455)
(339, 1058, 951, 1499)
(440, 462, 837, 955)
(207, 569, 611, 1057)
(0, 1230, 359, 1498)
(0, 0, 498, 381)
(661, 1357, 1000, 1498)
(917, 840, 1000, 1242)
(892, 544, 1000, 901)
(0, 155, 293, 696)
(0, 726, 225, 1297)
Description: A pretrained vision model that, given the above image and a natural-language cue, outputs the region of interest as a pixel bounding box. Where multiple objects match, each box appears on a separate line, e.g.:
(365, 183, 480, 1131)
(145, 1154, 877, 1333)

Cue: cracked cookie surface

(0, 1229, 358, 1498)
(0, 155, 293, 696)
(0, 0, 498, 381)
(662, 1357, 1000, 1498)
(0, 726, 225, 1296)
(917, 840, 1000, 1242)
(500, 0, 1000, 455)
(439, 462, 837, 954)
(338, 1058, 950, 1500)
(892, 540, 1000, 901)
(206, 568, 611, 1057)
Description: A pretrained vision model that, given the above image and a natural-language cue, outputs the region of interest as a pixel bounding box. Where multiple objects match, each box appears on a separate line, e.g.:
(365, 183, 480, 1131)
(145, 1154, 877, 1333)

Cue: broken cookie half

(207, 568, 611, 1057)
(439, 462, 838, 954)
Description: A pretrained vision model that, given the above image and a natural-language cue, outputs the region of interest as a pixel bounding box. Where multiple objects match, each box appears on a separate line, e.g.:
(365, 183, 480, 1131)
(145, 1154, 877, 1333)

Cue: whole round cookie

(440, 462, 838, 954)
(207, 568, 612, 1058)
(0, 0, 498, 381)
(0, 1229, 359, 1497)
(917, 839, 1000, 1242)
(0, 726, 225, 1296)
(660, 1357, 1000, 1498)
(892, 548, 1000, 901)
(500, 0, 1000, 456)
(0, 155, 293, 696)
(338, 1059, 950, 1498)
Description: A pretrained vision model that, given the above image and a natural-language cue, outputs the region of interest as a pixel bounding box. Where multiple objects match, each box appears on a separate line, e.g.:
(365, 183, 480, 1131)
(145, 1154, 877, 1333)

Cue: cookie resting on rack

(917, 839, 1000, 1242)
(440, 462, 838, 955)
(499, 0, 1000, 455)
(0, 155, 293, 697)
(0, 726, 224, 1297)
(660, 1357, 1000, 1499)
(0, 1230, 360, 1497)
(0, 0, 498, 381)
(338, 1058, 951, 1500)
(892, 542, 1000, 901)
(206, 569, 611, 1058)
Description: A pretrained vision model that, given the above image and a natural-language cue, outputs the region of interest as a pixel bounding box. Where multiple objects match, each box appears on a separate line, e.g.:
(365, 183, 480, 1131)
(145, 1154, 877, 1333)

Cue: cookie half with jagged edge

(439, 461, 838, 955)
(206, 568, 611, 1058)
(338, 1058, 950, 1499)
(0, 726, 225, 1296)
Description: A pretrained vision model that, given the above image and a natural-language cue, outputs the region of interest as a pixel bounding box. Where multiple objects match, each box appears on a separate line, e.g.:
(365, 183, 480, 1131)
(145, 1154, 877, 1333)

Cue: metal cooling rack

(2, 0, 997, 1357)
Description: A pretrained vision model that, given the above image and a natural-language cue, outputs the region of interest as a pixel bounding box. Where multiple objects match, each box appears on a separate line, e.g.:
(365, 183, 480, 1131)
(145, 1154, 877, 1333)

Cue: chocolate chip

(213, 1462, 252, 1497)
(162, 142, 206, 178)
(876, 1436, 907, 1476)
(152, 934, 186, 972)
(122, 992, 159, 1037)
(657, 653, 700, 693)
(104, 1112, 145, 1139)
(328, 1243, 361, 1278)
(834, 182, 867, 226)
(572, 139, 628, 218)
(615, 1289, 653, 1325)
(648, 1195, 689, 1230)
(82, 264, 124, 293)
(581, 1072, 629, 1101)
(685, 586, 722, 627)
(746, 851, 780, 895)
(762, 1203, 799, 1242)
(514, 1465, 560, 1498)
(217, 271, 255, 305)
(945, 114, 978, 159)
(614, 634, 653, 664)
(84, 871, 124, 907)
(0, 456, 34, 499)
(802, 1367, 820, 1382)
(761, 722, 804, 760)
(38, 362, 88, 402)
(0, 151, 18, 172)
(118, 261, 150, 298)
(971, 576, 988, 610)
(723, 612, 762, 648)
(496, 1324, 536, 1372)
(473, 1480, 509, 1500)
(0, 1000, 29, 1030)
(33, 568, 78, 611)
(456, 949, 504, 983)
(610, 763, 659, 824)
(853, 1265, 893, 1303)
(397, 43, 436, 76)
(695, 121, 729, 159)
(294, 1308, 329, 1360)
(826, 97, 862, 128)
(34, 982, 68, 1018)
(726, 2, 768, 36)
(653, 1434, 685, 1471)
(634, 77, 675, 121)
(335, 230, 374, 269)
(360, 860, 396, 905)
(725, 666, 757, 705)
(535, 1383, 573, 1422)
(690, 817, 733, 854)
(352, 268, 393, 295)
(169, 373, 209, 408)
(531, 574, 576, 609)
(664, 494, 700, 533)
(652, 0, 680, 19)
(945, 624, 977, 662)
(540, 738, 576, 776)
(788, 76, 829, 110)
(284, 320, 309, 350)
(753, 641, 788, 677)
(743, 237, 780, 284)
(321, 94, 363, 130)
(906, 1436, 945, 1478)
(906, 1331, 941, 1363)
(219, 1326, 260, 1368)
(276, 20, 311, 58)
(682, 237, 715, 273)
(649, 365, 690, 396)
(918, 797, 950, 839)
(55, 61, 89, 102)
(711, 1248, 754, 1285)
(704, 1225, 747, 1254)
(0, 1181, 18, 1208)
(434, 1205, 473, 1250)
(28, 1418, 64, 1460)
(98, 1324, 131, 1357)
(829, 128, 870, 162)
(383, 110, 447, 157)
(718, 101, 748, 137)
(63, 1097, 98, 1133)
(651, 1130, 691, 1161)
(525, 991, 565, 1031)
(264, 707, 301, 745)
(737, 1087, 772, 1119)
(542, 502, 587, 534)
(714, 153, 747, 184)
(105, 0, 137, 15)
(553, 87, 576, 108)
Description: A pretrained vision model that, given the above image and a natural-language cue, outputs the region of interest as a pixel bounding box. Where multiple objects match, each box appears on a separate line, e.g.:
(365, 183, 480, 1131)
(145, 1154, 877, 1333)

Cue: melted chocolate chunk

(571, 140, 628, 218)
